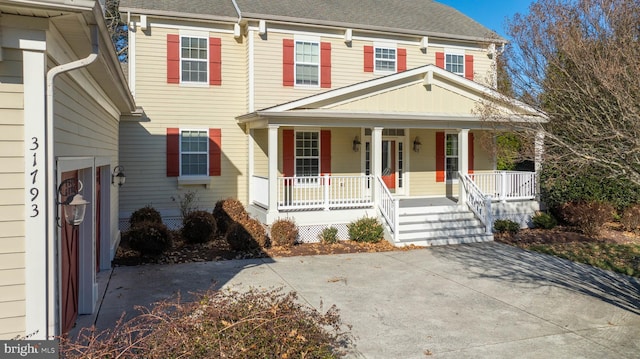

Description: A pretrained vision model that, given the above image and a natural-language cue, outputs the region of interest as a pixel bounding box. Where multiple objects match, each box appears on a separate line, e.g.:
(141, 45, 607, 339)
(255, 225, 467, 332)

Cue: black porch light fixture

(111, 165, 126, 187)
(352, 135, 361, 152)
(413, 136, 422, 152)
(57, 178, 89, 227)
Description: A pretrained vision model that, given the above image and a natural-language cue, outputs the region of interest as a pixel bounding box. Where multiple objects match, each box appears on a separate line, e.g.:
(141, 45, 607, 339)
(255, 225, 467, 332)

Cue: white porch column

(371, 127, 383, 205)
(458, 129, 469, 206)
(248, 128, 255, 205)
(534, 130, 545, 200)
(267, 125, 279, 220)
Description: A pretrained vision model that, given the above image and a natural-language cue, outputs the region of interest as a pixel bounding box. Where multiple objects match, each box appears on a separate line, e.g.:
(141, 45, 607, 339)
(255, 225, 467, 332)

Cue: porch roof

(237, 65, 546, 130)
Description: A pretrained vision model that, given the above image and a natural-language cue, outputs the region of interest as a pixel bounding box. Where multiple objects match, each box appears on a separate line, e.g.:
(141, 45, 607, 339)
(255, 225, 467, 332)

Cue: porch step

(393, 204, 493, 246)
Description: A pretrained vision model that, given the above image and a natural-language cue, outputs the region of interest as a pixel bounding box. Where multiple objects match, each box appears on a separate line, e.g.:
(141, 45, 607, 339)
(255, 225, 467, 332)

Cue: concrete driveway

(76, 242, 640, 358)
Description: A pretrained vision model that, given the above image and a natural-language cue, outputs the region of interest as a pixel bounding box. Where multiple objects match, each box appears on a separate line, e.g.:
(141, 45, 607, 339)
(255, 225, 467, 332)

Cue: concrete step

(399, 218, 481, 231)
(395, 233, 494, 247)
(398, 205, 462, 216)
(399, 211, 477, 223)
(398, 225, 487, 241)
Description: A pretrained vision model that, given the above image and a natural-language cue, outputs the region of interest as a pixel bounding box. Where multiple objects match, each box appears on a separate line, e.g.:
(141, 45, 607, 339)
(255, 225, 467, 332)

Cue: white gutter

(44, 24, 99, 337)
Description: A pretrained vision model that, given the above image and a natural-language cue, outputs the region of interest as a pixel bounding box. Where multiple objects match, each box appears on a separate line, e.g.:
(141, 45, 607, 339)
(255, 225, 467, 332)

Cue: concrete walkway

(74, 242, 640, 358)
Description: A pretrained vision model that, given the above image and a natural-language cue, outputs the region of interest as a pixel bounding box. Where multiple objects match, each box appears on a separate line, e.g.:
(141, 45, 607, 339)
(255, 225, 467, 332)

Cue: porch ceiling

(237, 65, 545, 130)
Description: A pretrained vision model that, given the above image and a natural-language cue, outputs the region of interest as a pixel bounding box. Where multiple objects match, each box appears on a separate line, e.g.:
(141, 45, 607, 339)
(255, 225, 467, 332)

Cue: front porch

(249, 171, 539, 245)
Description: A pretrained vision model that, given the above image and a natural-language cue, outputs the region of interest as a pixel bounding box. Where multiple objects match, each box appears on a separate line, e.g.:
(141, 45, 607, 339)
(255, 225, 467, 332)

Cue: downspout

(231, 0, 242, 23)
(45, 24, 99, 338)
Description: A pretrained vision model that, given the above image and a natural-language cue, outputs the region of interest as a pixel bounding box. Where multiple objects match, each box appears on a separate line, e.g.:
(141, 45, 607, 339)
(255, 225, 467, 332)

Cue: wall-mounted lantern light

(413, 136, 422, 152)
(352, 135, 361, 152)
(58, 178, 89, 227)
(111, 165, 126, 187)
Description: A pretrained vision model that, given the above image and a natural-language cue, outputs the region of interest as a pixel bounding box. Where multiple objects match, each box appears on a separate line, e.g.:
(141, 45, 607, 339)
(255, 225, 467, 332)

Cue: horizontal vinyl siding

(252, 129, 268, 177)
(121, 26, 248, 215)
(0, 83, 26, 340)
(252, 30, 494, 109)
(0, 49, 23, 84)
(328, 128, 362, 176)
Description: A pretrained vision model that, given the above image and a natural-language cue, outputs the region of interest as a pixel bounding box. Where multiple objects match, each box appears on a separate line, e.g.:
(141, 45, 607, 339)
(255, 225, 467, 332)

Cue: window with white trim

(295, 131, 320, 179)
(445, 133, 459, 181)
(295, 41, 320, 86)
(181, 36, 208, 83)
(181, 130, 208, 175)
(445, 53, 464, 76)
(375, 47, 396, 72)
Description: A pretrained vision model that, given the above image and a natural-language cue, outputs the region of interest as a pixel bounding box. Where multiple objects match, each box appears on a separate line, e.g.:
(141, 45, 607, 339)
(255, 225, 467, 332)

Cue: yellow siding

(252, 29, 494, 110)
(0, 82, 25, 340)
(328, 128, 362, 176)
(120, 25, 249, 214)
(332, 82, 477, 114)
(252, 129, 268, 177)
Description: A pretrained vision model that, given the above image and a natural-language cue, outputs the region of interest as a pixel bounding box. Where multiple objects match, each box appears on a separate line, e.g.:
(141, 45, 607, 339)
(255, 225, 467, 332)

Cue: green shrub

(129, 205, 162, 227)
(60, 288, 353, 358)
(560, 201, 614, 237)
(541, 166, 640, 213)
(213, 198, 249, 235)
(493, 219, 520, 234)
(181, 210, 217, 244)
(225, 218, 268, 251)
(270, 219, 298, 247)
(620, 204, 640, 232)
(127, 221, 171, 256)
(319, 226, 339, 244)
(532, 212, 557, 229)
(347, 217, 384, 243)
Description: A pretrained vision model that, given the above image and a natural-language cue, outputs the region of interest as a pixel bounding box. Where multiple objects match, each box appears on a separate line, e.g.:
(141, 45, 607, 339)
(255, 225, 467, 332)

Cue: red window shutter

(397, 48, 407, 72)
(468, 132, 475, 174)
(283, 129, 294, 177)
(435, 132, 445, 182)
(283, 39, 295, 86)
(166, 128, 180, 177)
(209, 37, 222, 85)
(465, 54, 474, 80)
(364, 45, 374, 72)
(209, 129, 221, 176)
(435, 52, 445, 69)
(320, 42, 331, 88)
(167, 34, 180, 83)
(320, 130, 331, 175)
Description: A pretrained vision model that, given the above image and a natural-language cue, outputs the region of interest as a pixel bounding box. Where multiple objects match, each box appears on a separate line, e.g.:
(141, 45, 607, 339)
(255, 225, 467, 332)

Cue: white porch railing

(251, 175, 269, 208)
(460, 173, 492, 234)
(376, 176, 399, 241)
(276, 175, 373, 210)
(470, 171, 536, 202)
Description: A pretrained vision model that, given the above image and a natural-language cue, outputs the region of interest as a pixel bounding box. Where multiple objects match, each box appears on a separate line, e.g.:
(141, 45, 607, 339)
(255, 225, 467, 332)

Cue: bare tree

(484, 0, 640, 185)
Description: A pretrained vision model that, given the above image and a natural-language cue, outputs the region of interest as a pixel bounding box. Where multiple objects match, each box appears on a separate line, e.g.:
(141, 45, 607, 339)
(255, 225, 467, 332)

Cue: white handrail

(376, 176, 399, 241)
(470, 171, 536, 201)
(276, 175, 373, 210)
(460, 173, 492, 234)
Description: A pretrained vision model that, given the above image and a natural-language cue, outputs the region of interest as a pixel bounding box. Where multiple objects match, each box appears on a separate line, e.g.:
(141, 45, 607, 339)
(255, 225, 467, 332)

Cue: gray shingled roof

(120, 0, 501, 42)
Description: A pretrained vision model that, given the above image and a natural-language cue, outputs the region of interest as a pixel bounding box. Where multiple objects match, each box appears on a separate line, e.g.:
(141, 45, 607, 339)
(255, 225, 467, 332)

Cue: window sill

(179, 82, 210, 88)
(178, 176, 211, 188)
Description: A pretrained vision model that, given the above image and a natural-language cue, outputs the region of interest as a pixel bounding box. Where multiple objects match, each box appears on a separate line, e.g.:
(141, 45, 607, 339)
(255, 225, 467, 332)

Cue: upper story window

(375, 47, 396, 72)
(181, 130, 208, 175)
(181, 37, 208, 83)
(295, 41, 320, 86)
(445, 53, 464, 76)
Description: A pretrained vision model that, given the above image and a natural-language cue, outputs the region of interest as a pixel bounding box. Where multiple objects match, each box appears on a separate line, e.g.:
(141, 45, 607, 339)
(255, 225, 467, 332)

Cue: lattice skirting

(293, 224, 350, 243)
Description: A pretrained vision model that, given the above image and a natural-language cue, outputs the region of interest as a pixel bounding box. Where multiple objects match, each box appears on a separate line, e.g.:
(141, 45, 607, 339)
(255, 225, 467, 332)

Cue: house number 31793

(29, 137, 40, 218)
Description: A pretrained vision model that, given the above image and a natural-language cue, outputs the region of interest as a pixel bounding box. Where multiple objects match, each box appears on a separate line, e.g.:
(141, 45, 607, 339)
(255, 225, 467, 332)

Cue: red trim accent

(468, 132, 475, 174)
(436, 132, 445, 182)
(283, 39, 295, 86)
(320, 130, 331, 175)
(167, 128, 180, 177)
(465, 54, 474, 80)
(364, 45, 374, 72)
(283, 130, 294, 177)
(397, 48, 407, 72)
(435, 52, 445, 69)
(320, 42, 331, 88)
(209, 37, 222, 85)
(209, 128, 222, 176)
(167, 34, 180, 83)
